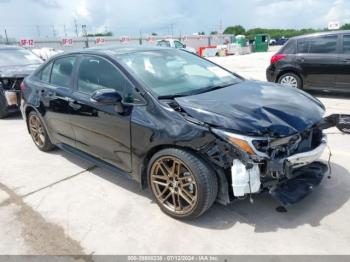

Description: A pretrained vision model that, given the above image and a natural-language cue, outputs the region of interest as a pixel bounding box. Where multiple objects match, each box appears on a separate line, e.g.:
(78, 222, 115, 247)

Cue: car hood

(0, 64, 40, 78)
(174, 80, 325, 137)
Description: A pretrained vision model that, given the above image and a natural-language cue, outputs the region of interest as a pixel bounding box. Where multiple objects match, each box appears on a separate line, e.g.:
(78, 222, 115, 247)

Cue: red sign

(20, 39, 34, 47)
(95, 37, 106, 45)
(62, 38, 73, 46)
(120, 36, 130, 43)
(146, 36, 156, 42)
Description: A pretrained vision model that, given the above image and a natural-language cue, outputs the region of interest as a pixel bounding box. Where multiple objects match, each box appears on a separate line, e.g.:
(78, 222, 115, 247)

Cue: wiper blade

(157, 82, 236, 100)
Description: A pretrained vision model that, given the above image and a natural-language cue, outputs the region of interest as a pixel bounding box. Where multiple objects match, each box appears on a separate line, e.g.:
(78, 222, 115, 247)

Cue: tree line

(223, 24, 350, 39)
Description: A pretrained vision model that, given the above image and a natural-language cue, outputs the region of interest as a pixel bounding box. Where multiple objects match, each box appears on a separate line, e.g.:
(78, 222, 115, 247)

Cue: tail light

(271, 54, 287, 64)
(20, 81, 27, 91)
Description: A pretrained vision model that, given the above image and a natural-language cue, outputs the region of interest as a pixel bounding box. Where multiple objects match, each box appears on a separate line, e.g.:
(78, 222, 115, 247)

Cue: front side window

(174, 41, 184, 48)
(50, 56, 76, 88)
(343, 35, 350, 54)
(309, 35, 338, 54)
(77, 56, 127, 95)
(117, 49, 240, 98)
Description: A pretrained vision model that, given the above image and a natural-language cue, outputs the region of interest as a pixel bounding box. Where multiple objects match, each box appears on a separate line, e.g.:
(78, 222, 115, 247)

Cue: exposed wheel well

(24, 106, 35, 133)
(277, 70, 303, 87)
(140, 145, 230, 205)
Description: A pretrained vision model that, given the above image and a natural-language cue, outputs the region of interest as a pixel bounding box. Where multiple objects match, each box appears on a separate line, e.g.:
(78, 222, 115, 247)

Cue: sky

(0, 0, 350, 39)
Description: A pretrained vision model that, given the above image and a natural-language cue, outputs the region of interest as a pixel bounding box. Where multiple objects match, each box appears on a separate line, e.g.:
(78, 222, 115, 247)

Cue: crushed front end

(208, 114, 350, 206)
(0, 77, 23, 115)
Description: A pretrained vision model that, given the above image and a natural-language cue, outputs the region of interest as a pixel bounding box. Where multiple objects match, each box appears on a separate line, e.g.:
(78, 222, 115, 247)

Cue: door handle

(68, 101, 82, 110)
(297, 58, 305, 62)
(341, 59, 350, 63)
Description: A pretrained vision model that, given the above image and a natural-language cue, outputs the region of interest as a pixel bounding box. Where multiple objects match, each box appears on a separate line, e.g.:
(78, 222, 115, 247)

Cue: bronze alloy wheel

(150, 156, 198, 215)
(29, 114, 46, 148)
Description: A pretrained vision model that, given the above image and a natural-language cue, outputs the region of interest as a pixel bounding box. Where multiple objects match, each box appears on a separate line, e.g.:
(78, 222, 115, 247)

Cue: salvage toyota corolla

(20, 46, 350, 219)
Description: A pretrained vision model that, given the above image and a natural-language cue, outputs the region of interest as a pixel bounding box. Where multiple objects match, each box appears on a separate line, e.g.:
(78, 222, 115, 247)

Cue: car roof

(65, 45, 172, 57)
(291, 30, 350, 40)
(0, 45, 24, 50)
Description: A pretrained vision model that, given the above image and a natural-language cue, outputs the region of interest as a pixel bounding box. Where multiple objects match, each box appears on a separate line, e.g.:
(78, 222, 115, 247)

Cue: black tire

(278, 72, 302, 89)
(148, 148, 218, 219)
(0, 92, 9, 119)
(28, 111, 55, 152)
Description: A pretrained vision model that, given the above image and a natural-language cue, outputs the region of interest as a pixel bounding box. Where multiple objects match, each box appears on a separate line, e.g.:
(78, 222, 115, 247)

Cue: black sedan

(20, 46, 349, 219)
(0, 45, 42, 118)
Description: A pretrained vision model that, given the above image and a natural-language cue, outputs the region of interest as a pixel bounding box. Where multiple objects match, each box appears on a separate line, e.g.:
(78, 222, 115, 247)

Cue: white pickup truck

(157, 39, 196, 53)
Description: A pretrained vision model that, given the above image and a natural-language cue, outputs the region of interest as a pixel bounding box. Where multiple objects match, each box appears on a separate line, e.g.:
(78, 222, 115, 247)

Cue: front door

(69, 55, 132, 172)
(336, 34, 350, 90)
(297, 34, 339, 89)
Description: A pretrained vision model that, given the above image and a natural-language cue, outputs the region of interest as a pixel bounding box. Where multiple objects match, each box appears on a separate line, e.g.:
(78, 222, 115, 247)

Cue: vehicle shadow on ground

(312, 91, 350, 99)
(52, 148, 350, 233)
(0, 113, 22, 121)
(187, 162, 350, 232)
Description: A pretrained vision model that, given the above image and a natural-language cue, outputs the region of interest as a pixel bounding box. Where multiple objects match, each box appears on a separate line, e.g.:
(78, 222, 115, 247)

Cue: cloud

(1, 0, 349, 38)
(31, 0, 61, 8)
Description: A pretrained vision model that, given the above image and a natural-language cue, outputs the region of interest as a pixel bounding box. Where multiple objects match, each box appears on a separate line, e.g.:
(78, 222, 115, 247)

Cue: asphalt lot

(1, 51, 350, 255)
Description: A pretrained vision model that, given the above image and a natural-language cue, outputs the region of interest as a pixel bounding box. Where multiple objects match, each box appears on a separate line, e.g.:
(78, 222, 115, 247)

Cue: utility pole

(4, 29, 9, 45)
(170, 24, 174, 38)
(51, 25, 56, 37)
(36, 25, 41, 37)
(139, 29, 142, 45)
(63, 25, 67, 37)
(82, 24, 88, 48)
(73, 19, 79, 38)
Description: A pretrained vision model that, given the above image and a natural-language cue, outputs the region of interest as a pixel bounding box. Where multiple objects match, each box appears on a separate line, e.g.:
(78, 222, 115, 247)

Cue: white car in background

(157, 39, 196, 53)
(31, 47, 63, 61)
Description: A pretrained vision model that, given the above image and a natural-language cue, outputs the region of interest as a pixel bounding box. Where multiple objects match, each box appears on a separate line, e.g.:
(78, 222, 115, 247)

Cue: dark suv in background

(267, 30, 350, 92)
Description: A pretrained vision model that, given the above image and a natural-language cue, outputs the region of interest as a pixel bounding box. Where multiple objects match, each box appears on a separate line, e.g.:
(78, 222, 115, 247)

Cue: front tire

(28, 111, 55, 152)
(0, 92, 9, 119)
(148, 148, 218, 219)
(278, 72, 302, 89)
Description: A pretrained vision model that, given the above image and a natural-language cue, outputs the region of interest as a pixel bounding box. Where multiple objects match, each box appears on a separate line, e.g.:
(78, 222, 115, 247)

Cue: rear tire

(148, 148, 218, 219)
(28, 111, 55, 152)
(278, 72, 302, 89)
(0, 92, 9, 119)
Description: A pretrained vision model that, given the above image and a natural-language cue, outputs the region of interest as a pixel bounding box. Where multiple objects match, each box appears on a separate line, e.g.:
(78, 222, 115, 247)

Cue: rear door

(296, 34, 339, 89)
(336, 34, 350, 90)
(68, 55, 133, 172)
(38, 56, 77, 146)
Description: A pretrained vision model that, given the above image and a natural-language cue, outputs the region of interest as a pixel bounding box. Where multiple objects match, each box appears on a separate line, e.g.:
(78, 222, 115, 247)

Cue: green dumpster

(255, 34, 269, 52)
(235, 35, 247, 47)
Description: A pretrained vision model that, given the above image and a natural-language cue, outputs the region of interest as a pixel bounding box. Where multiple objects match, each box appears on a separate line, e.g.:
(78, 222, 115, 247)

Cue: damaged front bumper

(209, 114, 350, 206)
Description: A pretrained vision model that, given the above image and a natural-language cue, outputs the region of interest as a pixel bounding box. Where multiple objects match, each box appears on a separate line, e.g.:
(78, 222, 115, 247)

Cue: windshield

(117, 50, 241, 97)
(0, 49, 42, 67)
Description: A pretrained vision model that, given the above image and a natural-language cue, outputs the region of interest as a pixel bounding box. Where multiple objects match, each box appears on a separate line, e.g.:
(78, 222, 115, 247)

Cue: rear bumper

(266, 65, 277, 82)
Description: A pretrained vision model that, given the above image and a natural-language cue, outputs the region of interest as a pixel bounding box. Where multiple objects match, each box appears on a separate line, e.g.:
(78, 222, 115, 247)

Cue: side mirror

(90, 89, 122, 105)
(183, 44, 186, 48)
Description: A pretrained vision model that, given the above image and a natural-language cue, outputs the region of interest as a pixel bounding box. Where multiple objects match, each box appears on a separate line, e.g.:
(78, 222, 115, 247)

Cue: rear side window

(281, 40, 295, 54)
(297, 38, 310, 53)
(343, 35, 350, 54)
(309, 35, 338, 54)
(157, 40, 170, 47)
(40, 62, 53, 82)
(50, 56, 76, 88)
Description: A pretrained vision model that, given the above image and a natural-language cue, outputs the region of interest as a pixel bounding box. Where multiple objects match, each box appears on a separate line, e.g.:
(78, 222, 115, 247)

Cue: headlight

(212, 128, 257, 155)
